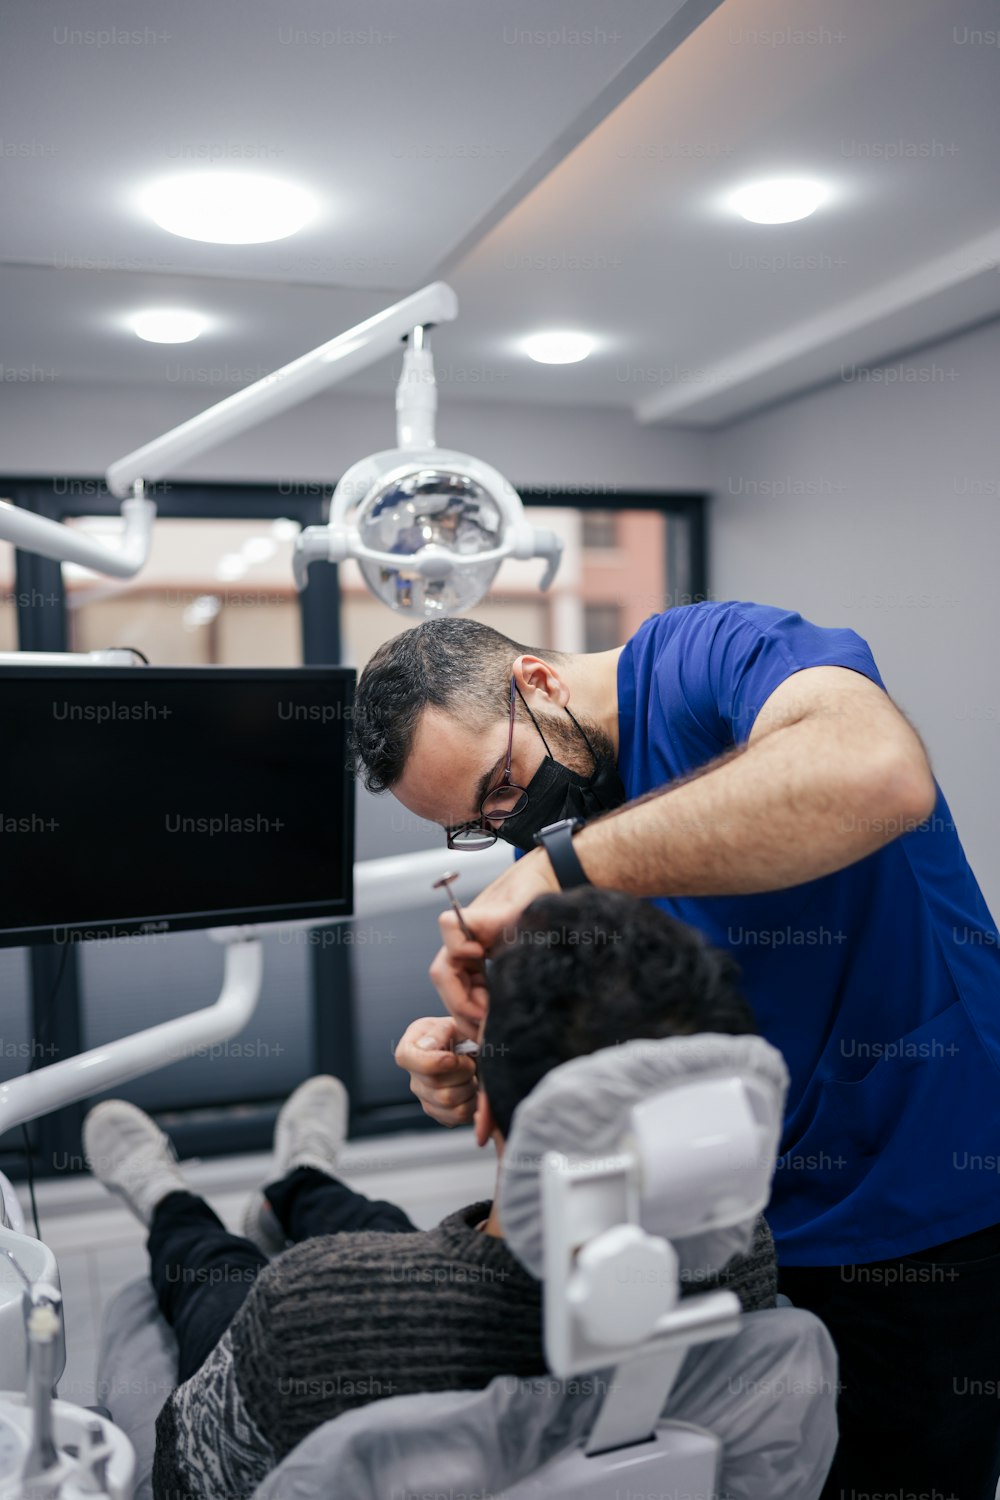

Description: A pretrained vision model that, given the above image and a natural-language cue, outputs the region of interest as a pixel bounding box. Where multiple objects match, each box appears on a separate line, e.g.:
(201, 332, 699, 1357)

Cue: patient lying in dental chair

(84, 890, 778, 1500)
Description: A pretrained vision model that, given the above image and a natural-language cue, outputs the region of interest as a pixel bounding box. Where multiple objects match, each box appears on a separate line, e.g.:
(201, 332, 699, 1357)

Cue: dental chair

(93, 1031, 838, 1500)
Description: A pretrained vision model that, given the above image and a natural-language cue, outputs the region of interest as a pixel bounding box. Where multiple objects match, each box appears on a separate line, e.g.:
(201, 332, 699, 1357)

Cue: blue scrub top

(615, 601, 1000, 1266)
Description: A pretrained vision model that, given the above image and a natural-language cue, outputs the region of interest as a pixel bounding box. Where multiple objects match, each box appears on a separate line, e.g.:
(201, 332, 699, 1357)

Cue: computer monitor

(1, 664, 355, 946)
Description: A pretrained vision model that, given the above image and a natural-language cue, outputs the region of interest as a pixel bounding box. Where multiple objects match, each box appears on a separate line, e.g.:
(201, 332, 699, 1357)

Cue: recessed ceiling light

(130, 308, 207, 344)
(522, 332, 595, 365)
(729, 178, 828, 225)
(140, 172, 316, 244)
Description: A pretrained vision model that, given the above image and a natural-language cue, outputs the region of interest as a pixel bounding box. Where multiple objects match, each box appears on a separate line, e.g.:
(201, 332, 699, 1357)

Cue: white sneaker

(83, 1100, 188, 1227)
(241, 1076, 349, 1257)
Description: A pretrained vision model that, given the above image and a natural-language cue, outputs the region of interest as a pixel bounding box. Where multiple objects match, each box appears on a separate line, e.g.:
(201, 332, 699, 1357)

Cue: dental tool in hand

(432, 871, 479, 944)
(432, 872, 484, 1057)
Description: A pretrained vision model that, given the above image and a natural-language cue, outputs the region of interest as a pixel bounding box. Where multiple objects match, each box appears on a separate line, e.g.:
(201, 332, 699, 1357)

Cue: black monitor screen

(0, 665, 355, 946)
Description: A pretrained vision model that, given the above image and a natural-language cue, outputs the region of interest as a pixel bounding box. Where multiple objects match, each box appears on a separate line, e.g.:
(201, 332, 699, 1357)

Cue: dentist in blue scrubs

(354, 600, 1000, 1500)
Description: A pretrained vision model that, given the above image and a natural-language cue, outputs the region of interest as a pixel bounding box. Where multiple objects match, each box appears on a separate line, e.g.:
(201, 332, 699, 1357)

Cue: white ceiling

(3, 0, 999, 430)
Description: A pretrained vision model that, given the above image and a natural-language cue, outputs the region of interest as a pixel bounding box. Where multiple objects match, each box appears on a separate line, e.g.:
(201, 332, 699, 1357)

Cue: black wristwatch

(534, 818, 591, 890)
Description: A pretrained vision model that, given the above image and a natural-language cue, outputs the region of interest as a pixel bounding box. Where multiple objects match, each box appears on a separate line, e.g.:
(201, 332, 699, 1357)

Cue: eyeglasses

(447, 678, 532, 851)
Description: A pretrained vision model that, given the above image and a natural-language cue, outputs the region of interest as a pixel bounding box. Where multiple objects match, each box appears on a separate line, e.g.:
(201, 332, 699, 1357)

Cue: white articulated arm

(0, 938, 264, 1140)
(105, 282, 458, 498)
(511, 522, 564, 590)
(0, 492, 156, 579)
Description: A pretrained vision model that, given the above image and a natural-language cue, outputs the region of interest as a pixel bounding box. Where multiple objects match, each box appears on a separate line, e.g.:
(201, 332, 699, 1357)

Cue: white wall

(0, 382, 709, 495)
(710, 315, 1000, 913)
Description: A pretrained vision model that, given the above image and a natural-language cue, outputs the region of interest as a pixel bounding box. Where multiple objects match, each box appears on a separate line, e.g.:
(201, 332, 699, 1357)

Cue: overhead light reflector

(141, 173, 316, 244)
(130, 309, 207, 344)
(730, 178, 828, 225)
(522, 331, 595, 365)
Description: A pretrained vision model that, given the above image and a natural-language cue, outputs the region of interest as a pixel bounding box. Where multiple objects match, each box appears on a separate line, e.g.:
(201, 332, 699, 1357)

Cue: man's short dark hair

(352, 618, 542, 793)
(478, 889, 756, 1138)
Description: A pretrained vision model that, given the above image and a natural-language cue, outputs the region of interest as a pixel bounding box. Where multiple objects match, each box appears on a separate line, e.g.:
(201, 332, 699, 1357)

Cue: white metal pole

(0, 940, 264, 1139)
(0, 494, 155, 579)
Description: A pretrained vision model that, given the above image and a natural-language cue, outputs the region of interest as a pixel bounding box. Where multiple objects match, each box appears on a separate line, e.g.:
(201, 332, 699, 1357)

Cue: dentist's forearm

(573, 719, 935, 898)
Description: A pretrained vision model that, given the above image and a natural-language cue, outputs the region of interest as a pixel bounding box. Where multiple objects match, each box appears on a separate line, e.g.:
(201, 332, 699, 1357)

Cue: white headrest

(498, 1033, 789, 1280)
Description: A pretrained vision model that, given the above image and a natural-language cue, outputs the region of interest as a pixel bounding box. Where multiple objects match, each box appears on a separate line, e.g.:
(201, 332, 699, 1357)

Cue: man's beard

(526, 707, 616, 776)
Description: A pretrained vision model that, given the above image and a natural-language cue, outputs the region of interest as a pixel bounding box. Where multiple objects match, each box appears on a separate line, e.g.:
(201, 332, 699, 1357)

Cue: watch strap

(535, 819, 590, 890)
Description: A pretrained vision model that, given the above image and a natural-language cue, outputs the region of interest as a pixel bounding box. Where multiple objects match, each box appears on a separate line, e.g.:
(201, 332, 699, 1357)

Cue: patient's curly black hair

(477, 888, 756, 1138)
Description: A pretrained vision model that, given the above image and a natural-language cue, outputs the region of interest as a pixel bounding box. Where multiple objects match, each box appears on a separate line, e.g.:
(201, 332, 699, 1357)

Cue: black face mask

(495, 707, 626, 854)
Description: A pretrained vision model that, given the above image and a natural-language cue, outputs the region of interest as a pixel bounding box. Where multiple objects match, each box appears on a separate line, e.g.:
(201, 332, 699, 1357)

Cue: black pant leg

(263, 1165, 418, 1242)
(779, 1222, 1000, 1500)
(147, 1190, 269, 1383)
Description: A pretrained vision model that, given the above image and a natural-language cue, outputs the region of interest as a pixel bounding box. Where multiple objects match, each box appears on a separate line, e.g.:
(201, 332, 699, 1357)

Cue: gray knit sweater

(152, 1203, 775, 1500)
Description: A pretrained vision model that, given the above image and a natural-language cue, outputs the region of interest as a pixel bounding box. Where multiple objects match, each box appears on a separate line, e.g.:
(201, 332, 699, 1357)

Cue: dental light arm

(105, 282, 459, 498)
(0, 489, 156, 580)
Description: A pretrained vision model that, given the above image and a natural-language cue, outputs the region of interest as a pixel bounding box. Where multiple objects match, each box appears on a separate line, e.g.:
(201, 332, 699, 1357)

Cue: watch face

(537, 818, 582, 839)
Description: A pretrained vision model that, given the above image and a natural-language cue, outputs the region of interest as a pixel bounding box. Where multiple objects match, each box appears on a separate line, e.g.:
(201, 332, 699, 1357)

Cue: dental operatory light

(293, 321, 564, 616)
(522, 330, 594, 364)
(140, 172, 316, 244)
(131, 309, 207, 344)
(730, 177, 828, 225)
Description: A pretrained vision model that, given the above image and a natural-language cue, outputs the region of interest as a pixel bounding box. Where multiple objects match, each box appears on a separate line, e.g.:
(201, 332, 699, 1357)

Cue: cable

(20, 944, 71, 1240)
(109, 646, 149, 664)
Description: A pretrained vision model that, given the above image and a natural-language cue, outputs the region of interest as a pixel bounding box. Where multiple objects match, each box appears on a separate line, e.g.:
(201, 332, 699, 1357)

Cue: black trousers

(148, 1167, 417, 1383)
(779, 1220, 1000, 1500)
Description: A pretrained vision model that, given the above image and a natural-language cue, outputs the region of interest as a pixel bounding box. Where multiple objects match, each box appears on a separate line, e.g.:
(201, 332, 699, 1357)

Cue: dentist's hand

(394, 1015, 479, 1127)
(428, 847, 560, 1029)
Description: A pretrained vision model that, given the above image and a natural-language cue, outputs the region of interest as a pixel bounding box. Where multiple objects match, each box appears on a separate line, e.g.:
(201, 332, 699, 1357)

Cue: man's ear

(474, 1083, 498, 1149)
(512, 653, 570, 710)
